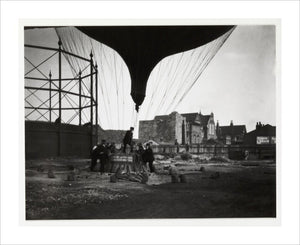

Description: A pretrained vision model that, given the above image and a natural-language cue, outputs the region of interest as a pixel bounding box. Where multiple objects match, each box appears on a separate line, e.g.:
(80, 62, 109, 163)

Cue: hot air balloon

(25, 25, 235, 130)
(24, 25, 235, 158)
(76, 26, 235, 112)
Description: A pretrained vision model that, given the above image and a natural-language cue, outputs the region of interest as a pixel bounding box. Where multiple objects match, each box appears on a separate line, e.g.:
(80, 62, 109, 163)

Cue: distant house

(181, 113, 202, 144)
(244, 122, 276, 145)
(182, 112, 217, 144)
(217, 120, 247, 145)
(139, 112, 186, 145)
(138, 111, 217, 145)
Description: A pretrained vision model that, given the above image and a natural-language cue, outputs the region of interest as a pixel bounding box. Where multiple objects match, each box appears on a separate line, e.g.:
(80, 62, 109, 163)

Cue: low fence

(151, 144, 276, 160)
(93, 144, 276, 173)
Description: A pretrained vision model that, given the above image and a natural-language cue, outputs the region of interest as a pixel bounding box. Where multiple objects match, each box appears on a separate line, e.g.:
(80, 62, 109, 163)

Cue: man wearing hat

(123, 127, 134, 153)
(90, 139, 108, 173)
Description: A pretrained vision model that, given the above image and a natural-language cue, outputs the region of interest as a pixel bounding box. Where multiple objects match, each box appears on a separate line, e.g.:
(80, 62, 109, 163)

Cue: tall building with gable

(139, 111, 217, 144)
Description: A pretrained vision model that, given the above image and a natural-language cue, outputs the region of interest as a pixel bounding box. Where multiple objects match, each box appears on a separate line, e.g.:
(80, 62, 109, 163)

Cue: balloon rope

(165, 42, 212, 114)
(145, 62, 162, 119)
(155, 49, 195, 115)
(99, 45, 113, 127)
(172, 30, 233, 112)
(113, 52, 120, 129)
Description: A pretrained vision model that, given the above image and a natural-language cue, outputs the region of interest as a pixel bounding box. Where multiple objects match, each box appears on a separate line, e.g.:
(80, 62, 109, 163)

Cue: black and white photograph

(24, 24, 277, 220)
(1, 1, 300, 245)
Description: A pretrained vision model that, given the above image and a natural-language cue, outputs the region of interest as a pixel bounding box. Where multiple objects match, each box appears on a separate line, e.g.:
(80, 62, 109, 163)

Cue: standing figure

(142, 143, 155, 173)
(134, 143, 145, 172)
(185, 143, 190, 152)
(98, 140, 109, 174)
(90, 139, 108, 174)
(244, 150, 249, 160)
(110, 142, 116, 154)
(91, 144, 100, 171)
(175, 139, 179, 153)
(123, 127, 134, 153)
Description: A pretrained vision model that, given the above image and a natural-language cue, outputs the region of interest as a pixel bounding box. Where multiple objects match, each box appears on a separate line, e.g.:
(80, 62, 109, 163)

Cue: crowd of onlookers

(90, 127, 155, 174)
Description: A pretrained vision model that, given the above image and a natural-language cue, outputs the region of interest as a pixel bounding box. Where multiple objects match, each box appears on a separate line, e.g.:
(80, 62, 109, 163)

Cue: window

(209, 124, 215, 135)
(226, 136, 231, 145)
(271, 137, 276, 144)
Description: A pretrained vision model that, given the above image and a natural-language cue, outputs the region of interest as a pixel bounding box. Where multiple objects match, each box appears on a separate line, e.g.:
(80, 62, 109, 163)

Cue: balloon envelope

(76, 26, 234, 110)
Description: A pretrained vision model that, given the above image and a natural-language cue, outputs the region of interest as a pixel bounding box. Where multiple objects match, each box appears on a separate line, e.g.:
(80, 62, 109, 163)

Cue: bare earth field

(25, 157, 276, 220)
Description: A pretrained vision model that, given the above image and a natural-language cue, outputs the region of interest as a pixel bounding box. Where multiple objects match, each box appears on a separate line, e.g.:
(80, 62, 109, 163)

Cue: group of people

(134, 142, 155, 173)
(90, 127, 155, 174)
(90, 139, 110, 173)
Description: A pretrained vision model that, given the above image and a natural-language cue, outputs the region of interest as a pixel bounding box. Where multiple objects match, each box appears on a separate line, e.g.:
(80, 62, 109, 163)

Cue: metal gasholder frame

(25, 40, 99, 154)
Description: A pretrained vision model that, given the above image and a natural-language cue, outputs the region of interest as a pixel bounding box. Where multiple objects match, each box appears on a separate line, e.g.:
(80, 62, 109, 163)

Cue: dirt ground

(25, 157, 276, 220)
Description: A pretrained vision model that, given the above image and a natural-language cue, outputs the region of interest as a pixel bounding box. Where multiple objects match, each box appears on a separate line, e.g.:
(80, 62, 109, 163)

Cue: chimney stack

(256, 122, 263, 130)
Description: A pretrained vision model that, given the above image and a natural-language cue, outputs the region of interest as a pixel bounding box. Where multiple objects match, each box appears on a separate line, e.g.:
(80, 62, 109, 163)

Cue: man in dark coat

(123, 127, 134, 153)
(90, 139, 108, 173)
(133, 143, 145, 172)
(142, 143, 155, 173)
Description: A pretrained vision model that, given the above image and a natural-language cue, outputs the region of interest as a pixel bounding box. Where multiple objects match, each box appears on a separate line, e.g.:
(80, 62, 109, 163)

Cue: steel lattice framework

(24, 40, 99, 150)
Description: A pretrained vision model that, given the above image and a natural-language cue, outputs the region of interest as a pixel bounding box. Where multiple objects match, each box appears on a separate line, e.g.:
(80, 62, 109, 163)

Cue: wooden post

(79, 70, 82, 126)
(49, 70, 52, 122)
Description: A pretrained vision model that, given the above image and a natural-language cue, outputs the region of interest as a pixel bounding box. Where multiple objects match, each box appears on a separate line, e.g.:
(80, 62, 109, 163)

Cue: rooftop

(247, 124, 276, 136)
(219, 125, 247, 136)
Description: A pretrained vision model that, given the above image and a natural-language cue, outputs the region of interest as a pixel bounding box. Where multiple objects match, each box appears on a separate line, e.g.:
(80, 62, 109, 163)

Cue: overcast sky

(25, 25, 276, 133)
(177, 25, 276, 131)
